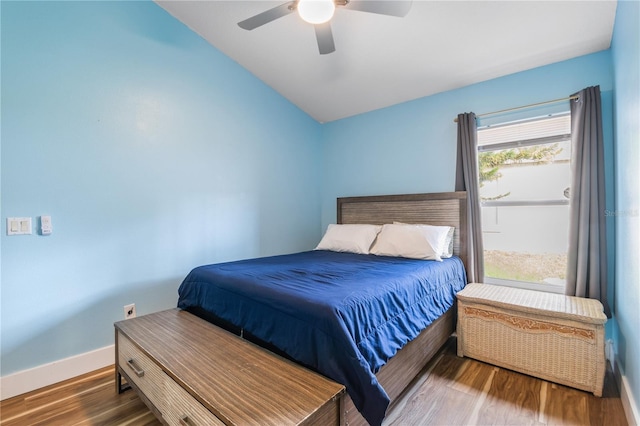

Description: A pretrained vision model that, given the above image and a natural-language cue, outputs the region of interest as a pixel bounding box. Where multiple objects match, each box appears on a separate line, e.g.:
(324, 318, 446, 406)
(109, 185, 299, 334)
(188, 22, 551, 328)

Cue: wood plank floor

(1, 337, 627, 426)
(384, 338, 627, 426)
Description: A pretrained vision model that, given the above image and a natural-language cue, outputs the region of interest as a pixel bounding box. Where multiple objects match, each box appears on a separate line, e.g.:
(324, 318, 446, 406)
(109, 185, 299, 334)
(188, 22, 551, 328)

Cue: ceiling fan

(238, 0, 412, 55)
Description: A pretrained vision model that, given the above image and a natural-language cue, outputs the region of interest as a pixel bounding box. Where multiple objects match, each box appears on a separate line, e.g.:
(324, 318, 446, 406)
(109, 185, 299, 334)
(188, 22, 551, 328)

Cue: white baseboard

(0, 345, 114, 401)
(620, 373, 640, 426)
(613, 355, 640, 426)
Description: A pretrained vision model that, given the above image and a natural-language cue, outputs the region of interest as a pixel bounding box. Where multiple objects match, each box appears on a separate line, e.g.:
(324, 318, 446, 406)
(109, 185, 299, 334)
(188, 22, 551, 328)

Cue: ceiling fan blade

(314, 23, 336, 55)
(238, 1, 296, 30)
(344, 0, 412, 17)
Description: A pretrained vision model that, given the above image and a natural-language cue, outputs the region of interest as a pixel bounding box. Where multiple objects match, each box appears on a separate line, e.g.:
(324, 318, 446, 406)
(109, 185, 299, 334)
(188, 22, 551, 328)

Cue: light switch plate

(7, 217, 32, 235)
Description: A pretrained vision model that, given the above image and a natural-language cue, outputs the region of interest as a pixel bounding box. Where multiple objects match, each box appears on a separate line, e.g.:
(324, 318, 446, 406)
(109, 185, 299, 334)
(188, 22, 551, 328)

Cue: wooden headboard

(337, 191, 468, 275)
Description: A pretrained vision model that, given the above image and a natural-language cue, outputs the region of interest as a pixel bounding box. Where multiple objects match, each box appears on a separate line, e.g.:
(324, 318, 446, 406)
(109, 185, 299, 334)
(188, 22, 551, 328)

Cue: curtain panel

(566, 86, 610, 317)
(455, 112, 484, 283)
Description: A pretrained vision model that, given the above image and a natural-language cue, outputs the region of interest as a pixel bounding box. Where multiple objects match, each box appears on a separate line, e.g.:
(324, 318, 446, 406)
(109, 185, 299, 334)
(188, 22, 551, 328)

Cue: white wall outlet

(124, 303, 136, 319)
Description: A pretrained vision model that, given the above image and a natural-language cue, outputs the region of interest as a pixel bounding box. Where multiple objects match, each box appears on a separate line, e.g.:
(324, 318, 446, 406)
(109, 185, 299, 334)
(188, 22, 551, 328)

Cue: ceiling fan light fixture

(297, 0, 335, 24)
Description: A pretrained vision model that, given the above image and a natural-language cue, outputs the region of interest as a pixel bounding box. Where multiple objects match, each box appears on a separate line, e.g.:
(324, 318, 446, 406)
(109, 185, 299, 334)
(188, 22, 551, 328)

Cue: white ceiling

(155, 1, 617, 123)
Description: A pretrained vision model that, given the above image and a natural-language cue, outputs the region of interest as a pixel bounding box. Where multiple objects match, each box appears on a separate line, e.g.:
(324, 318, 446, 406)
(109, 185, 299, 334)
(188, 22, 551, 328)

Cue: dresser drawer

(117, 331, 168, 411)
(163, 377, 226, 426)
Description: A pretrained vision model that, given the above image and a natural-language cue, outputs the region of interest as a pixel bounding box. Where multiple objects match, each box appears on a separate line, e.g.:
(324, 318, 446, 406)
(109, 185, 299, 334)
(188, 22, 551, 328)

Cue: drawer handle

(126, 359, 145, 377)
(179, 415, 194, 426)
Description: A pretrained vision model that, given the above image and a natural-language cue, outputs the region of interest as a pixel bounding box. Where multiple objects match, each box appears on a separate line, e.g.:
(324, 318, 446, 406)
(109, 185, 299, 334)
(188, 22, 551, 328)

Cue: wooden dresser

(115, 309, 345, 425)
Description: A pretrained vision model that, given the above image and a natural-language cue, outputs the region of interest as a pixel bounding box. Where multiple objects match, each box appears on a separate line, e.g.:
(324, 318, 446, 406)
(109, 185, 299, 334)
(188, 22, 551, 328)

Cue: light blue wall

(321, 51, 615, 227)
(2, 3, 635, 410)
(1, 1, 322, 375)
(320, 48, 620, 363)
(611, 0, 640, 417)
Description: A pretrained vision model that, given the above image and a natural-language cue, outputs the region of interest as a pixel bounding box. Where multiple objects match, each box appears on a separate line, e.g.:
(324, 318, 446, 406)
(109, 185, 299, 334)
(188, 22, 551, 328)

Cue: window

(478, 113, 571, 293)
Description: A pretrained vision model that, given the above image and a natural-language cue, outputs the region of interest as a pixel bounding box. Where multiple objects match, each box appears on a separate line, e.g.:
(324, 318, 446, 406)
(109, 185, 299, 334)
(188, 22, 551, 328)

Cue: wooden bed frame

(337, 191, 468, 425)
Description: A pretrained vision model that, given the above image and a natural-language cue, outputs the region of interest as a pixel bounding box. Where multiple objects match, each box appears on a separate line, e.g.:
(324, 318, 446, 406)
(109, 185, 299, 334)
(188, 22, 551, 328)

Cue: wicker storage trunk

(457, 283, 607, 396)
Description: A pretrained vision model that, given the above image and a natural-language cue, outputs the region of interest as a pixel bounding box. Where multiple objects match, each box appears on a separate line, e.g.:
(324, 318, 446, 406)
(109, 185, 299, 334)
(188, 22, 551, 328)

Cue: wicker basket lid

(457, 283, 607, 324)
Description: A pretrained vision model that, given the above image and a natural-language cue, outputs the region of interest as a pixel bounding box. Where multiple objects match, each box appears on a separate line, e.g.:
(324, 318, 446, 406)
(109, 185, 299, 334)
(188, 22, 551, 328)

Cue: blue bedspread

(177, 250, 466, 426)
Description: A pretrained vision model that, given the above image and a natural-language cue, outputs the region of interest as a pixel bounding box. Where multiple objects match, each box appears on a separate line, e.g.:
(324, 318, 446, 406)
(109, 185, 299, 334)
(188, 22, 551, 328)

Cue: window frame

(477, 113, 571, 294)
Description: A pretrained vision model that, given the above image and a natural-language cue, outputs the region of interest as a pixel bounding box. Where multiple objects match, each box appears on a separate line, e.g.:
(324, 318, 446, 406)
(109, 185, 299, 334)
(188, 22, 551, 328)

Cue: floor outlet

(605, 339, 614, 365)
(124, 303, 136, 319)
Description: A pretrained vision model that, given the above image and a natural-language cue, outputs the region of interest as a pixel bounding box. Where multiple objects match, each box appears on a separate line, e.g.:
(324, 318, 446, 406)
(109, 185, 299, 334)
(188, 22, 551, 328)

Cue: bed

(177, 191, 469, 426)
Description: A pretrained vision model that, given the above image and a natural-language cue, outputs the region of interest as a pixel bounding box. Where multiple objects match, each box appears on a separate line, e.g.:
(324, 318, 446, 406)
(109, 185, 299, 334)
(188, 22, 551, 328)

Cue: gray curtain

(566, 86, 610, 317)
(456, 112, 484, 283)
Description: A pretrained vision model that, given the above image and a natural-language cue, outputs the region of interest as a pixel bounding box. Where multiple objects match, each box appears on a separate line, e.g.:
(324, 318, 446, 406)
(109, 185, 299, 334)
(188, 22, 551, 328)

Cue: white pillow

(315, 224, 382, 254)
(393, 222, 454, 258)
(441, 226, 455, 258)
(370, 224, 442, 261)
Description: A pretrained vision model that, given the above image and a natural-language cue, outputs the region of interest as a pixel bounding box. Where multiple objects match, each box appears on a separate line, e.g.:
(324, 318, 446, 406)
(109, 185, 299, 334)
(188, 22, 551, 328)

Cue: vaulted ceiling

(156, 1, 617, 123)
